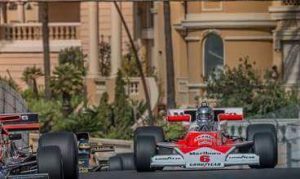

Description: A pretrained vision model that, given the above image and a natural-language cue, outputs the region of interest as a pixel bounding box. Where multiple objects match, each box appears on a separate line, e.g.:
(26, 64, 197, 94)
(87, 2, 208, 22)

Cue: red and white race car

(133, 108, 277, 171)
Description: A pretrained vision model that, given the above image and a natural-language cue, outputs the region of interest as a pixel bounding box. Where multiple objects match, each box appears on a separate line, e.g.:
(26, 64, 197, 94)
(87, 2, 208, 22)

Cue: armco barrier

(29, 118, 300, 167)
(226, 118, 300, 168)
(29, 133, 133, 154)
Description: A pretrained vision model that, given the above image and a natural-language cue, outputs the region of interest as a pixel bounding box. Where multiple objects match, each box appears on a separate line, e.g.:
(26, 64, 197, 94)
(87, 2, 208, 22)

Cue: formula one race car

(0, 113, 79, 179)
(133, 104, 278, 171)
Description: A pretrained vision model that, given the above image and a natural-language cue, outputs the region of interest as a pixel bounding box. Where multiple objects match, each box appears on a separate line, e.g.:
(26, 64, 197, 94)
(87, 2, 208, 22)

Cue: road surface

(80, 168, 300, 179)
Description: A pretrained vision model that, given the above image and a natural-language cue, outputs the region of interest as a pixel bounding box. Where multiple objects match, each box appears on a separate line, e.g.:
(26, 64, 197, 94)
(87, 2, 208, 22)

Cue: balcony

(0, 22, 81, 52)
(282, 0, 300, 6)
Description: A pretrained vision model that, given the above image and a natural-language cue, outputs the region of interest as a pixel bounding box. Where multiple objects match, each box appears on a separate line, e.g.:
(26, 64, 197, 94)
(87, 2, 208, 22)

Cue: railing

(29, 133, 133, 154)
(0, 81, 28, 113)
(0, 22, 80, 41)
(282, 0, 300, 5)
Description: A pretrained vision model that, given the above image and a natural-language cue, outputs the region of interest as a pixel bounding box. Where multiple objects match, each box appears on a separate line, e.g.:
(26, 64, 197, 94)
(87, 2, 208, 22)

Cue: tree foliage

(121, 46, 141, 77)
(110, 71, 134, 139)
(50, 64, 84, 96)
(22, 66, 43, 98)
(50, 47, 86, 115)
(99, 40, 111, 76)
(207, 57, 299, 118)
(58, 47, 86, 75)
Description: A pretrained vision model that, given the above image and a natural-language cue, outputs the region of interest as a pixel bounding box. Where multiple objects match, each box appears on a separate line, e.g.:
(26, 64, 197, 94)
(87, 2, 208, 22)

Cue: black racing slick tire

(134, 136, 156, 172)
(250, 132, 277, 168)
(38, 132, 78, 179)
(37, 146, 64, 179)
(246, 124, 278, 164)
(247, 124, 277, 142)
(119, 153, 136, 170)
(108, 155, 123, 171)
(134, 126, 165, 143)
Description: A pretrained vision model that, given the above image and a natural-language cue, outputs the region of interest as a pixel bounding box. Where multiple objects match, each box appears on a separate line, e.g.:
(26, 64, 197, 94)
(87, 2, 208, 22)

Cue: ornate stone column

(0, 3, 3, 24)
(86, 1, 99, 104)
(17, 2, 25, 23)
(0, 2, 7, 24)
(110, 2, 122, 76)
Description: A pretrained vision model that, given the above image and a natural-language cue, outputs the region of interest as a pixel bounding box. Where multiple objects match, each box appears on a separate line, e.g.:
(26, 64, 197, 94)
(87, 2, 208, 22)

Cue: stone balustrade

(282, 0, 300, 6)
(0, 22, 80, 41)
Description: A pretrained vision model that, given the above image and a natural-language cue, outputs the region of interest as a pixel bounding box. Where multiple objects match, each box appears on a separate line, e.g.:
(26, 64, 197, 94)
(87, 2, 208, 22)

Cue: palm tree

(163, 1, 176, 108)
(50, 64, 84, 116)
(22, 66, 43, 98)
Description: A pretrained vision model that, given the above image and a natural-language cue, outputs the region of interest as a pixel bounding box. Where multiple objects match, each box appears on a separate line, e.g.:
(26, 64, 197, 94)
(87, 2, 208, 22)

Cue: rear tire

(250, 132, 277, 168)
(134, 136, 156, 172)
(37, 146, 64, 179)
(39, 132, 78, 179)
(119, 153, 136, 170)
(108, 155, 123, 171)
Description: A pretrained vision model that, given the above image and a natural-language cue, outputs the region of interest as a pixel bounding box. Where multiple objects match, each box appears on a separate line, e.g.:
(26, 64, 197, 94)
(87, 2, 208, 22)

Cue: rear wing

(166, 108, 243, 122)
(0, 113, 39, 133)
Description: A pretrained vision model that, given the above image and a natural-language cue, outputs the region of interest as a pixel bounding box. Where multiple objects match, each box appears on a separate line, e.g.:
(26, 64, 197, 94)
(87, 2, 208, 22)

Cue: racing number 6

(200, 155, 210, 162)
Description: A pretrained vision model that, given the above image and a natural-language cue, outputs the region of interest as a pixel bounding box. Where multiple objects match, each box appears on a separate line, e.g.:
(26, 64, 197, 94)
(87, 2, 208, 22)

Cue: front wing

(151, 147, 259, 169)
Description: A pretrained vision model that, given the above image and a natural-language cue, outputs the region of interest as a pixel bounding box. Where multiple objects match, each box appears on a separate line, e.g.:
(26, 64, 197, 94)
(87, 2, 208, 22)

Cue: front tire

(250, 132, 277, 168)
(37, 146, 64, 179)
(247, 124, 277, 142)
(134, 136, 156, 172)
(247, 124, 277, 164)
(134, 126, 165, 143)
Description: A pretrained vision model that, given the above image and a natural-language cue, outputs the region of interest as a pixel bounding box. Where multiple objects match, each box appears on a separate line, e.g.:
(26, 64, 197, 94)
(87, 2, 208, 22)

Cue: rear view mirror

(9, 133, 22, 140)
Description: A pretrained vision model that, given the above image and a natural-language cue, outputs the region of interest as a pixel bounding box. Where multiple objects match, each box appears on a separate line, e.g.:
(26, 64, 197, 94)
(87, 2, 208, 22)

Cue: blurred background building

(0, 0, 299, 108)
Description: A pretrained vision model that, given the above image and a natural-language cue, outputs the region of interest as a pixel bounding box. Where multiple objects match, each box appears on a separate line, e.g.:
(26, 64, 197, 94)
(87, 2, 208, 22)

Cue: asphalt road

(80, 168, 300, 179)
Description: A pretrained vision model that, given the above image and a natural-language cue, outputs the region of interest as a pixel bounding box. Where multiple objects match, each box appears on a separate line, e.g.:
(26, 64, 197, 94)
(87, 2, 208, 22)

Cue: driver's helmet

(195, 103, 214, 131)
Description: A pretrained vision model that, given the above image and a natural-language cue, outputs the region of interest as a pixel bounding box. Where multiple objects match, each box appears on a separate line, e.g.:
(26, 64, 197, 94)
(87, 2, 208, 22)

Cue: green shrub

(207, 57, 300, 119)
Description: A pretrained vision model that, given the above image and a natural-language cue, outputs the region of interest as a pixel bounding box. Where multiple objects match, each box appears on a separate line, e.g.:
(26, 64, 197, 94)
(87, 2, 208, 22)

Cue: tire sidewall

(37, 146, 64, 179)
(134, 126, 165, 143)
(39, 132, 78, 179)
(134, 135, 156, 172)
(253, 132, 277, 168)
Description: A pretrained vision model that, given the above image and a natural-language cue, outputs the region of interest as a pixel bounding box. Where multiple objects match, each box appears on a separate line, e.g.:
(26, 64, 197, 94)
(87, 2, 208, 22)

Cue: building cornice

(269, 6, 300, 20)
(175, 13, 276, 30)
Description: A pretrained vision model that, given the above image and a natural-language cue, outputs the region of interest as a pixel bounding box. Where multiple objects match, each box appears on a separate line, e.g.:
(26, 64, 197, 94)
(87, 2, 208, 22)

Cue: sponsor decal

(194, 134, 214, 142)
(189, 163, 222, 167)
(190, 151, 221, 156)
(200, 155, 210, 162)
(228, 155, 255, 159)
(21, 115, 29, 120)
(198, 141, 212, 145)
(155, 156, 182, 161)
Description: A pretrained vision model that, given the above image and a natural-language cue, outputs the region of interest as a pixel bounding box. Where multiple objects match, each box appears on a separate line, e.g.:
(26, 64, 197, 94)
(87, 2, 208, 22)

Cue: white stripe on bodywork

(151, 147, 259, 169)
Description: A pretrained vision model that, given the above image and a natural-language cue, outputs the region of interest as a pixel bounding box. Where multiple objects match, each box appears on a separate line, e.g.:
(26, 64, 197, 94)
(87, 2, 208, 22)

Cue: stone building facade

(0, 1, 299, 108)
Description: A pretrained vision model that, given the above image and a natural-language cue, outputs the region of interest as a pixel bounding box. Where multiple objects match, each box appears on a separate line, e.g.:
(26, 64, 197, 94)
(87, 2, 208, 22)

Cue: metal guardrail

(0, 81, 27, 113)
(226, 118, 300, 168)
(29, 119, 300, 167)
(29, 133, 133, 154)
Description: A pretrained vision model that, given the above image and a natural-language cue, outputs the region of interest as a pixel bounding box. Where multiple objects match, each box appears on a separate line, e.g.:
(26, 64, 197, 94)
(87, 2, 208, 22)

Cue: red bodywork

(0, 114, 40, 134)
(176, 131, 235, 154)
(0, 113, 39, 161)
(166, 110, 243, 154)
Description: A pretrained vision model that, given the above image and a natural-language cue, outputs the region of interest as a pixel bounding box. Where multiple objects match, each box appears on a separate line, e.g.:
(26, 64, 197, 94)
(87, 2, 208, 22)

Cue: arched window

(203, 34, 224, 78)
